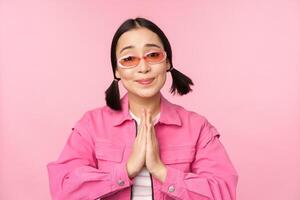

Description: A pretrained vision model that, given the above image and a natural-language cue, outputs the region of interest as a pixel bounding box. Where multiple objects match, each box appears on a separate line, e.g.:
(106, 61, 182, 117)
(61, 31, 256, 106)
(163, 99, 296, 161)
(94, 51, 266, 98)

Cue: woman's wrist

(126, 162, 136, 179)
(152, 164, 167, 183)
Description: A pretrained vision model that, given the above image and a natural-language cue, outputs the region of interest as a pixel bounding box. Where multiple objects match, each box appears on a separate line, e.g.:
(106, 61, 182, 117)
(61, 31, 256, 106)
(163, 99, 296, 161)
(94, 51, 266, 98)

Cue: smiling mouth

(135, 78, 155, 85)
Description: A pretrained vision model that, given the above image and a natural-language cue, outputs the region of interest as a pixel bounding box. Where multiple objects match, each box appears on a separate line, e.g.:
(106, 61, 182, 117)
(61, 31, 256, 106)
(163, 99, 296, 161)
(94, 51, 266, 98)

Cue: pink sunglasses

(117, 49, 167, 69)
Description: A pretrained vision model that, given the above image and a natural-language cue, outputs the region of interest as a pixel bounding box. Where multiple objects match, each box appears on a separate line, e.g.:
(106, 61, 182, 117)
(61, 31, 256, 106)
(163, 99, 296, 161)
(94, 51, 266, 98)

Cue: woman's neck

(128, 92, 161, 119)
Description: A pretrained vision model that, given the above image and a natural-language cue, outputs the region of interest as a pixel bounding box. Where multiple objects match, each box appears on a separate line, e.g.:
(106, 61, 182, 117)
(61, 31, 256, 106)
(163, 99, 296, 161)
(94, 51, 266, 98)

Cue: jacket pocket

(95, 140, 125, 165)
(160, 144, 196, 172)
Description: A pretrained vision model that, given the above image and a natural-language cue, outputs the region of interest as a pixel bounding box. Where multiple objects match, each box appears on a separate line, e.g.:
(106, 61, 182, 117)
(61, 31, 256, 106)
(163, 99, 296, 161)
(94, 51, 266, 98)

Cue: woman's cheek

(120, 80, 132, 91)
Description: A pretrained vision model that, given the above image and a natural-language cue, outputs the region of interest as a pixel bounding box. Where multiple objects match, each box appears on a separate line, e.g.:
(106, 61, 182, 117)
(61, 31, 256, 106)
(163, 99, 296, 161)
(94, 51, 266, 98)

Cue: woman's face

(115, 27, 171, 98)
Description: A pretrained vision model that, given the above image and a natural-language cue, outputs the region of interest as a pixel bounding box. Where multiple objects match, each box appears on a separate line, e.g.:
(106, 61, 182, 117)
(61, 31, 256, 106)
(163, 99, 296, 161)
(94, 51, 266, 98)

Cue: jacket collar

(112, 92, 182, 127)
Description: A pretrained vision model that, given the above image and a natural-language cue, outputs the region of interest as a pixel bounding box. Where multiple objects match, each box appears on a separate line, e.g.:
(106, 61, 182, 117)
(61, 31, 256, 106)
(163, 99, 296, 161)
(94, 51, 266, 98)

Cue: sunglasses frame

(117, 50, 167, 69)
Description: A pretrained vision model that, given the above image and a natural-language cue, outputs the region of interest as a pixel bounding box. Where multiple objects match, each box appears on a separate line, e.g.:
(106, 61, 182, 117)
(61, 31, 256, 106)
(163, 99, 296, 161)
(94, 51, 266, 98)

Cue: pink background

(1, 0, 299, 199)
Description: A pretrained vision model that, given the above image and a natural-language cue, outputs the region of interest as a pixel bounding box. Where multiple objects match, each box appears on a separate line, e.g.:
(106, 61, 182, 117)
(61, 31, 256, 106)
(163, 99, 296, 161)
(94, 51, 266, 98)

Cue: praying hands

(126, 108, 167, 183)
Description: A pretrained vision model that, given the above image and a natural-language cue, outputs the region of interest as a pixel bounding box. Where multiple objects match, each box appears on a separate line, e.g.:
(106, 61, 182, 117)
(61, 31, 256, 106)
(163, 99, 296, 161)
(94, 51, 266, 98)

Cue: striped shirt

(129, 110, 160, 200)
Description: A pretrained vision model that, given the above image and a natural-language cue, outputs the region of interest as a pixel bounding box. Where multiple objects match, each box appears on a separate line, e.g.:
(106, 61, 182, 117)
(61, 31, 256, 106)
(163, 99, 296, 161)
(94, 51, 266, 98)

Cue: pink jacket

(47, 92, 238, 200)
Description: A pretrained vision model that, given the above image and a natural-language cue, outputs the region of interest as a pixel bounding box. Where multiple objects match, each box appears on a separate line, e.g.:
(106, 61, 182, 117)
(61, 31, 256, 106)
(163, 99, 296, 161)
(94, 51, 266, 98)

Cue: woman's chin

(130, 87, 161, 98)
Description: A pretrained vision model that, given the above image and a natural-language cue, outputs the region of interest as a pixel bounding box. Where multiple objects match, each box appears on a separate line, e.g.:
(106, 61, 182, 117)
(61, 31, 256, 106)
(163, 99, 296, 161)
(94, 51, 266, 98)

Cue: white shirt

(129, 110, 160, 200)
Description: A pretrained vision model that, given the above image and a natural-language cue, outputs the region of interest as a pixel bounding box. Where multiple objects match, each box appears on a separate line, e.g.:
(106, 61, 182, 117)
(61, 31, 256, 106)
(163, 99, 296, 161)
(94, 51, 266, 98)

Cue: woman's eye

(147, 52, 159, 57)
(123, 56, 134, 61)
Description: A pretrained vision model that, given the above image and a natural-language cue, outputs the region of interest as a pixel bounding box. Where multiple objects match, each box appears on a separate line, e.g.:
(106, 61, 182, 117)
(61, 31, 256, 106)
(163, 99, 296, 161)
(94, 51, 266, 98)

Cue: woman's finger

(142, 108, 147, 139)
(148, 109, 152, 128)
(137, 108, 145, 141)
(152, 125, 158, 147)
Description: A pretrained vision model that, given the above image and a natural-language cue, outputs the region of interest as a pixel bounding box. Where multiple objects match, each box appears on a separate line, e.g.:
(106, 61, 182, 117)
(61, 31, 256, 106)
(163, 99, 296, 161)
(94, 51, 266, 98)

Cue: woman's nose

(137, 58, 151, 73)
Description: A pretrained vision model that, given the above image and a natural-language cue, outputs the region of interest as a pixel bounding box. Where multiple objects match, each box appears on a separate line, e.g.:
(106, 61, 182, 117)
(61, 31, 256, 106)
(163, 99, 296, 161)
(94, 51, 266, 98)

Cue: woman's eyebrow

(119, 43, 162, 54)
(119, 45, 134, 54)
(144, 43, 162, 49)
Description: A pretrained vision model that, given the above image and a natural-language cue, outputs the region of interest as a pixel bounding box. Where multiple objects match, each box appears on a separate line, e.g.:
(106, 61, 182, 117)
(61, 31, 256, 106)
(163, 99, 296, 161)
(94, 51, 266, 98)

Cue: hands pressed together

(126, 108, 167, 183)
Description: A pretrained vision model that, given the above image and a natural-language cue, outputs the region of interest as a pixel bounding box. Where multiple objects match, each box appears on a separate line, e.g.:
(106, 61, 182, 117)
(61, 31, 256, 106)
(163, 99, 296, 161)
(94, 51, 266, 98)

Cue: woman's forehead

(116, 28, 163, 54)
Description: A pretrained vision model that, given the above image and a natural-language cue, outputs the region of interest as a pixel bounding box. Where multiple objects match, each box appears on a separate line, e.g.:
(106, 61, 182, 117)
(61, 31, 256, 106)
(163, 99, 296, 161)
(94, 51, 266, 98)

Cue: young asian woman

(47, 17, 239, 200)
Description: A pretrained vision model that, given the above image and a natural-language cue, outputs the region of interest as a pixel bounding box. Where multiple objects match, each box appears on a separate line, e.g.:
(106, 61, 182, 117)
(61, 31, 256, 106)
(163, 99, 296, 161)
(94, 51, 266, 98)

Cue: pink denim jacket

(47, 92, 238, 200)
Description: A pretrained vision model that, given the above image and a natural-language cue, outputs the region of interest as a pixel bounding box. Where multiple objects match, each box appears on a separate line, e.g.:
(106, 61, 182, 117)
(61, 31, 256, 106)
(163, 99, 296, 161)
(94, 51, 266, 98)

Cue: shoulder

(172, 102, 221, 145)
(75, 105, 110, 125)
(70, 105, 110, 140)
(172, 102, 209, 126)
(74, 103, 123, 129)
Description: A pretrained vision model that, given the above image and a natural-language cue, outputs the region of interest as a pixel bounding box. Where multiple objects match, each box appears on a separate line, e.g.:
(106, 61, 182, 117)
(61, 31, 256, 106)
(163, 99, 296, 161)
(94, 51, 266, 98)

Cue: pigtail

(168, 67, 194, 95)
(105, 78, 122, 111)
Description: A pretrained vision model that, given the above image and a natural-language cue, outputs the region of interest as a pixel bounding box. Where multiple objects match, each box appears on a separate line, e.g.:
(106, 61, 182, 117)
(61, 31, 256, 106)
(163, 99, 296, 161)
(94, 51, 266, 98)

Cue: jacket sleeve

(46, 112, 134, 200)
(156, 118, 239, 200)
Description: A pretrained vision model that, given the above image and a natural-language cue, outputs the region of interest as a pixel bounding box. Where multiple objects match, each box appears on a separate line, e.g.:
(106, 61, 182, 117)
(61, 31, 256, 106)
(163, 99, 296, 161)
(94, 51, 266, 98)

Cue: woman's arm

(156, 118, 239, 200)
(46, 112, 134, 200)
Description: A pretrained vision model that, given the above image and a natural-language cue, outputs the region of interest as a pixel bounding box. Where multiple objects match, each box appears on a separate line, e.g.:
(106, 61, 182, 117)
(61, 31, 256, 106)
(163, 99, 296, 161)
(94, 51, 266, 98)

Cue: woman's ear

(115, 69, 121, 79)
(166, 59, 171, 71)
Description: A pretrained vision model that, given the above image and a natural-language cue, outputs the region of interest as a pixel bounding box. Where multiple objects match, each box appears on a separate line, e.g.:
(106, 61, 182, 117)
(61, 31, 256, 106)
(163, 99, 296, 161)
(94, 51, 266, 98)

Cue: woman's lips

(136, 78, 155, 85)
